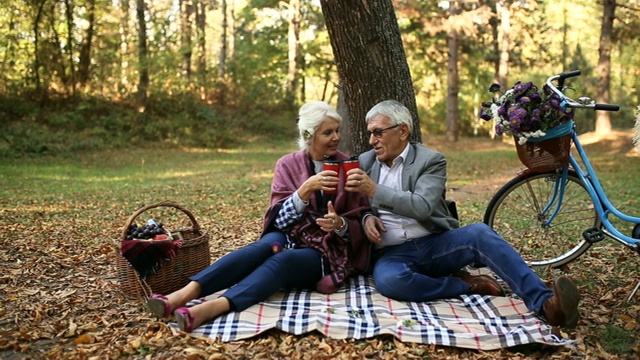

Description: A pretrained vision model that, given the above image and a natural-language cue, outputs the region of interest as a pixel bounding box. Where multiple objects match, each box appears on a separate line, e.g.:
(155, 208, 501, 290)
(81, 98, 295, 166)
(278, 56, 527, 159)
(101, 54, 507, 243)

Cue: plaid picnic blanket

(168, 272, 571, 350)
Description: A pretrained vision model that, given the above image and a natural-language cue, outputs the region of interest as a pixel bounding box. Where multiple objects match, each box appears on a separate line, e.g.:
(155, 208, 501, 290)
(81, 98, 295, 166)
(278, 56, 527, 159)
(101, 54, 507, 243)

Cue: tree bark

(228, 0, 235, 59)
(181, 0, 194, 79)
(33, 0, 48, 94)
(445, 0, 459, 142)
(136, 0, 149, 107)
(196, 0, 206, 98)
(497, 1, 510, 90)
(64, 0, 75, 94)
(78, 0, 96, 87)
(596, 0, 615, 135)
(286, 0, 300, 106)
(217, 0, 227, 80)
(118, 0, 131, 96)
(319, 0, 419, 155)
(337, 82, 352, 154)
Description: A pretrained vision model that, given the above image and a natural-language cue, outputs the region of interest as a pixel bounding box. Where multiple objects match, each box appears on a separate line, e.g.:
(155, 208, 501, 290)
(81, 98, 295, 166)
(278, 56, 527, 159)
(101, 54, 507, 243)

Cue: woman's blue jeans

(372, 223, 553, 315)
(189, 231, 322, 312)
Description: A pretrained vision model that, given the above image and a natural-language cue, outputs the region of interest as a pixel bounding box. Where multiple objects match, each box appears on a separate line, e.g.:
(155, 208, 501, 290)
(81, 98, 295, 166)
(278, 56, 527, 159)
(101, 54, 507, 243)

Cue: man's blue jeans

(190, 231, 323, 312)
(372, 223, 553, 315)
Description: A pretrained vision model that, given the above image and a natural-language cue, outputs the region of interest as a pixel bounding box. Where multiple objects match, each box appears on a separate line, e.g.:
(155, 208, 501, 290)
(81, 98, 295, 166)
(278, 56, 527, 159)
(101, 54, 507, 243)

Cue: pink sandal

(147, 294, 173, 318)
(174, 307, 196, 333)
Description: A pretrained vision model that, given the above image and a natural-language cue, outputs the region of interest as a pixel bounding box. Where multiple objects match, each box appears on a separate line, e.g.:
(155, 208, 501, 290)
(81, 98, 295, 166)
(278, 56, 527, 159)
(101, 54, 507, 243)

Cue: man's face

(367, 114, 408, 166)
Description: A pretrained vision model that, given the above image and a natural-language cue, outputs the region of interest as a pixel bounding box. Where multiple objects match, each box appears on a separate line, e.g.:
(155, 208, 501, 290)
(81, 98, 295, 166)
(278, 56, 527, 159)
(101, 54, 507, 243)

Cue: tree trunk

(228, 0, 235, 59)
(319, 0, 419, 155)
(489, 0, 499, 84)
(286, 0, 301, 106)
(118, 0, 131, 96)
(78, 0, 96, 87)
(596, 0, 615, 135)
(445, 0, 459, 142)
(64, 0, 75, 94)
(218, 0, 227, 80)
(33, 0, 48, 94)
(136, 0, 149, 108)
(181, 0, 194, 79)
(497, 1, 510, 90)
(196, 0, 206, 99)
(561, 1, 568, 71)
(337, 82, 352, 154)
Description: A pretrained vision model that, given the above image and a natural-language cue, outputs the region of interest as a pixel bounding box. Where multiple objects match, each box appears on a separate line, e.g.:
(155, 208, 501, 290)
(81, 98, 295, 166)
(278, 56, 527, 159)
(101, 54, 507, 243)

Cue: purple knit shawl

(263, 150, 371, 293)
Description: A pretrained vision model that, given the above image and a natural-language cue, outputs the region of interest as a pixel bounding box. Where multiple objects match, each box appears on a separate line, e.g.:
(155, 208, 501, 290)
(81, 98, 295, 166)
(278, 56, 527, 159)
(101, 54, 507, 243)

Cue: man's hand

(344, 169, 376, 198)
(364, 215, 385, 244)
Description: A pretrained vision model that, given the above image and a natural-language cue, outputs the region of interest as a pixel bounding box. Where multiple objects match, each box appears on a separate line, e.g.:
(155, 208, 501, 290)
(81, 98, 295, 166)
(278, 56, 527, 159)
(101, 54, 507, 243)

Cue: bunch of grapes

(126, 219, 168, 240)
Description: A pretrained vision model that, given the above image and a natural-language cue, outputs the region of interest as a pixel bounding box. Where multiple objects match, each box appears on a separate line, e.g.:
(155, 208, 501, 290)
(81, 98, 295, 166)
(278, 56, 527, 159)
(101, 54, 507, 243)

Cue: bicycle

(482, 70, 640, 300)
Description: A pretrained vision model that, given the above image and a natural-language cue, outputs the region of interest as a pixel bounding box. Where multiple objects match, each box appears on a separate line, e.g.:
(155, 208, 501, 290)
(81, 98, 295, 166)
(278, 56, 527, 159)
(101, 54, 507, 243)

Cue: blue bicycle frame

(557, 125, 640, 248)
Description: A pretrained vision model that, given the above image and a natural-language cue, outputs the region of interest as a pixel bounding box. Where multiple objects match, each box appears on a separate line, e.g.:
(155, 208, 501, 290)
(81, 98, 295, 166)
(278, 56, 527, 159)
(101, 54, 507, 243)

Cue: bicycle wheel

(484, 170, 598, 268)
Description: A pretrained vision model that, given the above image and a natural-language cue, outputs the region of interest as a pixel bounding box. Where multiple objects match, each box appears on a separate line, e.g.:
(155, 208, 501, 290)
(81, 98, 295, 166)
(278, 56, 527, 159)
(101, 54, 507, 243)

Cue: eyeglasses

(366, 124, 400, 138)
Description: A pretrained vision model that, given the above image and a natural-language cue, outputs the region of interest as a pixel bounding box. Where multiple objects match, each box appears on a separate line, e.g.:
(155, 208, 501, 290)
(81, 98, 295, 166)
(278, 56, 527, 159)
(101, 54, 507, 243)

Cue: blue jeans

(189, 231, 323, 312)
(372, 223, 553, 315)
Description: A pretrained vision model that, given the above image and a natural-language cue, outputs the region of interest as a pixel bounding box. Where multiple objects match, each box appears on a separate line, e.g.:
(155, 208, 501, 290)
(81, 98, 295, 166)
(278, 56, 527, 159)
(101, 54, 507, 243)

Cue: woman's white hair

(297, 101, 342, 151)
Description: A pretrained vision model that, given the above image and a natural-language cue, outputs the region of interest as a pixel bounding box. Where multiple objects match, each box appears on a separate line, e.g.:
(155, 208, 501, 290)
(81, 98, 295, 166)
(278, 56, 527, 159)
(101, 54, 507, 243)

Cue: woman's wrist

(334, 217, 347, 233)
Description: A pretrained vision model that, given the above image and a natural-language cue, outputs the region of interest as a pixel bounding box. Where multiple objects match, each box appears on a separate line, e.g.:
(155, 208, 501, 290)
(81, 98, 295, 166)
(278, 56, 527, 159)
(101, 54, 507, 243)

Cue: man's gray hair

(365, 100, 413, 133)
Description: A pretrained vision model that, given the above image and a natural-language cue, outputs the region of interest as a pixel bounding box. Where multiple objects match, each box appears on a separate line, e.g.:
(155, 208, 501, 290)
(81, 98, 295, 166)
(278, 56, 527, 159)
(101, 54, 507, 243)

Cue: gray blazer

(359, 142, 459, 234)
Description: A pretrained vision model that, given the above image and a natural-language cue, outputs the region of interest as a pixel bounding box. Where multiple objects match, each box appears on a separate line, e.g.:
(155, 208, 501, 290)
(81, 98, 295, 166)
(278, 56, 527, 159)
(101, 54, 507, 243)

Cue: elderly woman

(147, 101, 372, 333)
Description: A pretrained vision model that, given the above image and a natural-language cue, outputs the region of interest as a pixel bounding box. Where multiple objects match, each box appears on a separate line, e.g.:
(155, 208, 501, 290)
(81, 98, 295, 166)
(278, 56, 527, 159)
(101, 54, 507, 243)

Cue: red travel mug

(341, 158, 360, 178)
(322, 161, 340, 194)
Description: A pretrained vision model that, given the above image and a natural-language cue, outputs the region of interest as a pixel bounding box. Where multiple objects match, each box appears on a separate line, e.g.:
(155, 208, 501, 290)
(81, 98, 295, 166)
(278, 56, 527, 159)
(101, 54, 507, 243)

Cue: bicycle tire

(483, 170, 598, 268)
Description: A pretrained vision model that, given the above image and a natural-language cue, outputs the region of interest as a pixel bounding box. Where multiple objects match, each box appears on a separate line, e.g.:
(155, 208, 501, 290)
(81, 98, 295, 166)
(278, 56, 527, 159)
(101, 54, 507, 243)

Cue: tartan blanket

(168, 274, 571, 350)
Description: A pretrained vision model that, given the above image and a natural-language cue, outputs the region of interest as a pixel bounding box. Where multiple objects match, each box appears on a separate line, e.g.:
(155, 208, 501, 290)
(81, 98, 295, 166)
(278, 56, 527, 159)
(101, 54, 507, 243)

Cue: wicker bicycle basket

(514, 121, 574, 172)
(115, 201, 210, 298)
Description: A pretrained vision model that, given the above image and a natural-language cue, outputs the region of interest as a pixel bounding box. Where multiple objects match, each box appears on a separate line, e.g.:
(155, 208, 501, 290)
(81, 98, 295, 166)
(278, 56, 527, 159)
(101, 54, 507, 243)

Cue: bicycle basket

(514, 120, 574, 172)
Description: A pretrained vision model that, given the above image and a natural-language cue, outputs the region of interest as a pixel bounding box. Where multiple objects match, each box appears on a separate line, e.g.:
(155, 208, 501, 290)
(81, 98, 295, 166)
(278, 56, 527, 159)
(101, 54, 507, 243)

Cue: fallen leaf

(73, 333, 94, 344)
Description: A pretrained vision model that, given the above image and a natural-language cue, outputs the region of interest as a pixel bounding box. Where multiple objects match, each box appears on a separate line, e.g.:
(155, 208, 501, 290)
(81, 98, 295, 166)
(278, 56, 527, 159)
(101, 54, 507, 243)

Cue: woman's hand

(298, 170, 339, 202)
(317, 201, 345, 233)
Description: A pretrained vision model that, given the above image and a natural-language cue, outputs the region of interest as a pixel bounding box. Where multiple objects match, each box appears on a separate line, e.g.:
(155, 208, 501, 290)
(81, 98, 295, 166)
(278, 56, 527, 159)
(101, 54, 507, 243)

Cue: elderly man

(344, 99, 580, 329)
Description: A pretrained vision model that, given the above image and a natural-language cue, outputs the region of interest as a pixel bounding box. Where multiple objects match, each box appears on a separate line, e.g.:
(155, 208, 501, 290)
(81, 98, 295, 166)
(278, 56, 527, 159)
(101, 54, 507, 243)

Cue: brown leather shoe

(453, 271, 505, 297)
(543, 276, 580, 328)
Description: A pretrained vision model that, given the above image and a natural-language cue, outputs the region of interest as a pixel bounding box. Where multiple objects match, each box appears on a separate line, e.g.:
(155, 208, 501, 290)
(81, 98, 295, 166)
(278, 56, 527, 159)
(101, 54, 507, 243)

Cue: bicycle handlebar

(555, 70, 581, 89)
(546, 70, 620, 112)
(594, 103, 621, 111)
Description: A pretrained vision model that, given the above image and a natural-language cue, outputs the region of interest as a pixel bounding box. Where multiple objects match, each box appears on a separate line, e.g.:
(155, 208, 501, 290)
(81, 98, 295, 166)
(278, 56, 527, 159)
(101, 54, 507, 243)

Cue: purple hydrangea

(478, 80, 573, 142)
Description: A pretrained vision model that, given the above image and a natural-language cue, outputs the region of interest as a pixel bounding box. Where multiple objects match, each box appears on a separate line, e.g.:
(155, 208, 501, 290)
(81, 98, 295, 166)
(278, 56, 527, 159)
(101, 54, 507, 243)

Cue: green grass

(1, 134, 639, 358)
(600, 324, 636, 356)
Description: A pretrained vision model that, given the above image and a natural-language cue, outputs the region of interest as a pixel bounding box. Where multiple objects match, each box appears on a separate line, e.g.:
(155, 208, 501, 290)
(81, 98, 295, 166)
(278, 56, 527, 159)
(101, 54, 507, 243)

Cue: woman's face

(309, 117, 341, 161)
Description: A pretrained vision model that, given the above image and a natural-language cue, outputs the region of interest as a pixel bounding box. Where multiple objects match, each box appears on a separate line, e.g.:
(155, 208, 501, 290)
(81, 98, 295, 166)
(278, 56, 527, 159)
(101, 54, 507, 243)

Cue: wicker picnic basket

(514, 120, 574, 173)
(115, 201, 210, 298)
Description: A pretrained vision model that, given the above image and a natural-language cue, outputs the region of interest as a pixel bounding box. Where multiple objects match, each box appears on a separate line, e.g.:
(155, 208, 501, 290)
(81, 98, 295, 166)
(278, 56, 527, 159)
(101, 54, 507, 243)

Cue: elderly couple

(146, 100, 580, 333)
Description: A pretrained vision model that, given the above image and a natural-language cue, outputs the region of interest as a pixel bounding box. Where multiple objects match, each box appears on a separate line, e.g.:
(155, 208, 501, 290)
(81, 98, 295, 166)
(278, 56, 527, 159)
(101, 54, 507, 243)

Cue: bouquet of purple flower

(479, 81, 574, 144)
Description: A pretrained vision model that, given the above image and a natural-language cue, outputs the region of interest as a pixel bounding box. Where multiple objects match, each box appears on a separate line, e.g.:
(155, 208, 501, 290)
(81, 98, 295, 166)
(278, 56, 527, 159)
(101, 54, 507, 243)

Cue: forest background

(1, 0, 640, 158)
(2, 1, 640, 358)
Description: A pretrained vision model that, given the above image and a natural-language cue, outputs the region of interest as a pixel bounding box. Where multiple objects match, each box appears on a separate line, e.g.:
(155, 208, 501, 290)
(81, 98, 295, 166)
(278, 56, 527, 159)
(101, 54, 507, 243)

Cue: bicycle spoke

(484, 171, 596, 267)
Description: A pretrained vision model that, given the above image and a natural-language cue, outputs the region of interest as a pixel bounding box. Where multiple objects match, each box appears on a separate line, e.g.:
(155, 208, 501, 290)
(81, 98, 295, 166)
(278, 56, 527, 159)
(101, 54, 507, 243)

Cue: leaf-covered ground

(1, 133, 639, 359)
